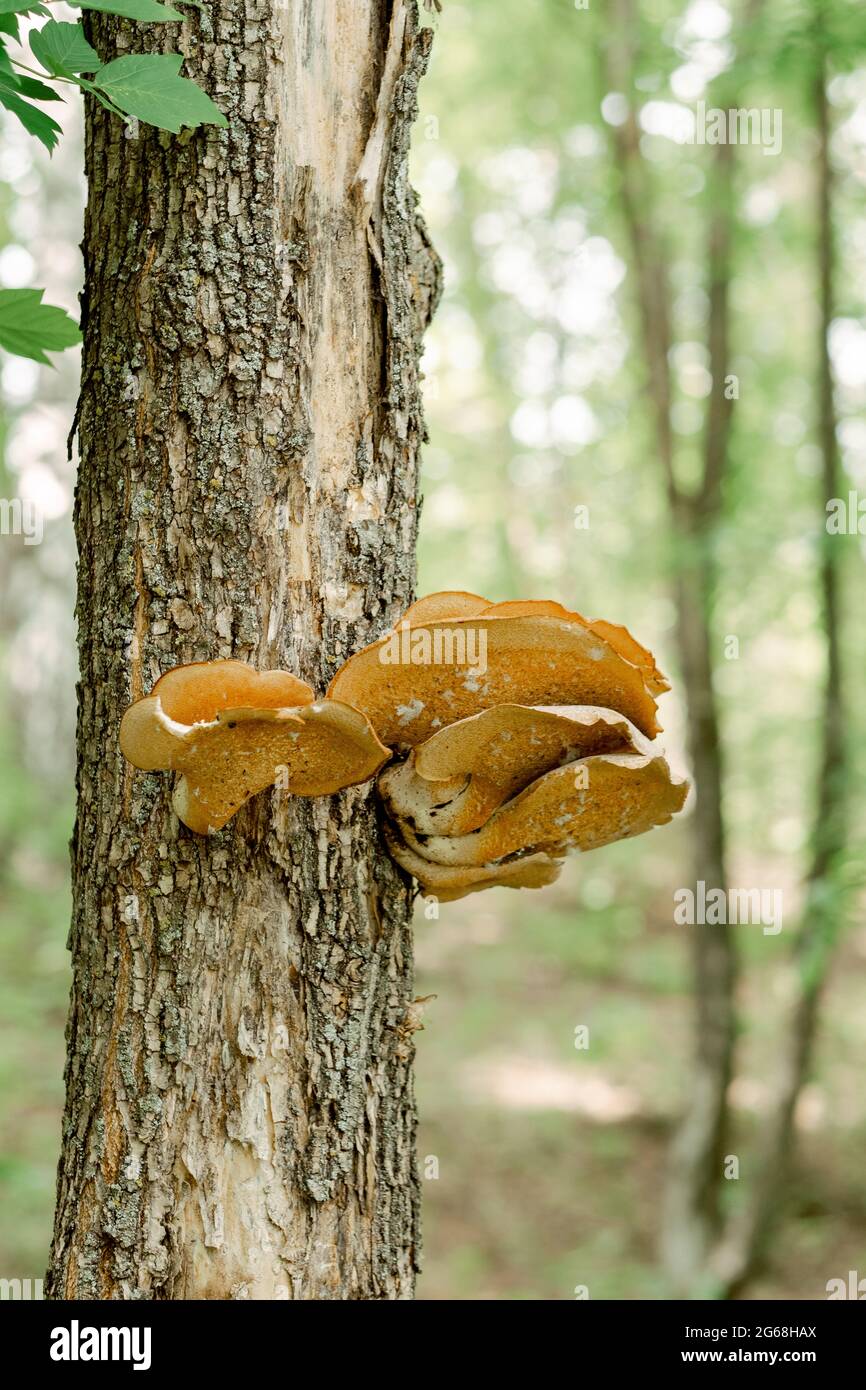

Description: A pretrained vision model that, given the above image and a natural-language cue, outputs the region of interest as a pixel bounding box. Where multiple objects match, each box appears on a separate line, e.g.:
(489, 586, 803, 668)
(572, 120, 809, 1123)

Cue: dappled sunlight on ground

(460, 1052, 643, 1121)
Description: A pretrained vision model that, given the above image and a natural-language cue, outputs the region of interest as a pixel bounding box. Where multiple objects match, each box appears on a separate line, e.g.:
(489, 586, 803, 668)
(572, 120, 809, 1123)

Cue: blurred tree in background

(2, 0, 866, 1299)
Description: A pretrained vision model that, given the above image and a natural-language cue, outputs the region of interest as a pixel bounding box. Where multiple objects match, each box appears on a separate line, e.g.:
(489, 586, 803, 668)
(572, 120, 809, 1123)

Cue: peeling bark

(48, 0, 440, 1301)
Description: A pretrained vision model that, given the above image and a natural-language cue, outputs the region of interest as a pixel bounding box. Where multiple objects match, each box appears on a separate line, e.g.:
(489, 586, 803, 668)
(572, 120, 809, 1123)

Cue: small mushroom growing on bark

(120, 659, 389, 834)
(332, 592, 688, 901)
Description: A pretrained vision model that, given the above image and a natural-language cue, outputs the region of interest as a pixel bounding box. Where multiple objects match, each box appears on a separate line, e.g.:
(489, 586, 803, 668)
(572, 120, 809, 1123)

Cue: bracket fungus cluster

(329, 592, 688, 900)
(119, 593, 686, 899)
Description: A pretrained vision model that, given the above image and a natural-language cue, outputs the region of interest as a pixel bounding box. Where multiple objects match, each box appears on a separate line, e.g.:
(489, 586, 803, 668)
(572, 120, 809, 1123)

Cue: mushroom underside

(378, 719, 687, 899)
(379, 702, 651, 836)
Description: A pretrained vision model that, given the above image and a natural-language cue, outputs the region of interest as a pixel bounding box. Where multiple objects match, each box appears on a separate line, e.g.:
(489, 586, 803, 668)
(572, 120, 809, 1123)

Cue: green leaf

(0, 82, 62, 150)
(0, 0, 47, 14)
(0, 288, 80, 363)
(12, 72, 63, 102)
(73, 0, 184, 21)
(0, 66, 59, 102)
(0, 14, 21, 38)
(30, 20, 99, 76)
(75, 76, 128, 120)
(93, 53, 227, 132)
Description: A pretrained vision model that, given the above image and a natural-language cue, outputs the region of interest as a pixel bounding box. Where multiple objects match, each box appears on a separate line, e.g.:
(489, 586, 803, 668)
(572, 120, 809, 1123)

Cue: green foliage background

(1, 0, 865, 1298)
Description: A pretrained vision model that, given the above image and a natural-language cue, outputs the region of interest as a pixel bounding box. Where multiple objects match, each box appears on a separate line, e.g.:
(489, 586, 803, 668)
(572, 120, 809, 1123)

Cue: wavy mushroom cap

(120, 660, 389, 834)
(328, 601, 666, 748)
(365, 597, 687, 901)
(399, 591, 491, 625)
(382, 821, 565, 902)
(396, 751, 688, 869)
(392, 592, 669, 695)
(148, 659, 315, 724)
(476, 599, 670, 697)
(379, 703, 650, 837)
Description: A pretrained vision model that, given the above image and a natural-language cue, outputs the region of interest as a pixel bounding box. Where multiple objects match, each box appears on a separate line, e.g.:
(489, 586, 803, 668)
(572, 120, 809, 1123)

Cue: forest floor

(414, 843, 866, 1301)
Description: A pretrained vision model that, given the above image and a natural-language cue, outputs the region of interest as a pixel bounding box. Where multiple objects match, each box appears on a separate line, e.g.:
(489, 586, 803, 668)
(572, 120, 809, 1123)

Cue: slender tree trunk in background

(607, 8, 849, 1294)
(601, 3, 737, 1292)
(662, 138, 736, 1294)
(47, 0, 440, 1300)
(663, 543, 733, 1290)
(712, 45, 847, 1295)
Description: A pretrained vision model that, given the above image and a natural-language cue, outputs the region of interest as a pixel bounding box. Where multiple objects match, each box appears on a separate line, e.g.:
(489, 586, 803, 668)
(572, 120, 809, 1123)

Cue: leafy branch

(0, 1, 226, 362)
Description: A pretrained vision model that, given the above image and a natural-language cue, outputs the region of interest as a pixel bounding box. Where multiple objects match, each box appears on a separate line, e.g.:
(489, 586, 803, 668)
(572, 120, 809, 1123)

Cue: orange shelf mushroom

(327, 592, 667, 747)
(393, 752, 686, 867)
(119, 659, 389, 834)
(118, 595, 686, 894)
(334, 592, 688, 901)
(382, 825, 565, 903)
(379, 703, 647, 837)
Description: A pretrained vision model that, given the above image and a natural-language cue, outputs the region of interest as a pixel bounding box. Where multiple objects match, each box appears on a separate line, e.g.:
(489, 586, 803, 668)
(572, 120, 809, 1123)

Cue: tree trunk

(600, 2, 738, 1292)
(711, 38, 848, 1295)
(662, 534, 734, 1290)
(661, 136, 736, 1294)
(47, 0, 440, 1301)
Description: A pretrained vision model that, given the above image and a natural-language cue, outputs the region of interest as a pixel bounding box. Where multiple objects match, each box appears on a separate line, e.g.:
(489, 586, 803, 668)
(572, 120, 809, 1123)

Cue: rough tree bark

(47, 0, 440, 1300)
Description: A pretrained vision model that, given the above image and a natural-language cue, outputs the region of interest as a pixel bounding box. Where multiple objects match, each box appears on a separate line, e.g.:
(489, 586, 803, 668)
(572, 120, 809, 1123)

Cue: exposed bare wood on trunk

(47, 0, 440, 1300)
